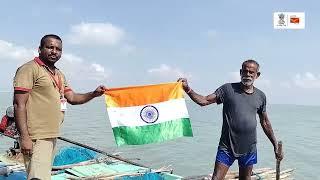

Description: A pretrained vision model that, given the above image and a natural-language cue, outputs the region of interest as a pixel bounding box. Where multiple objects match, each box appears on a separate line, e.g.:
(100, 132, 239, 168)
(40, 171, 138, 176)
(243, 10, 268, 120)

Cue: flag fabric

(105, 82, 193, 146)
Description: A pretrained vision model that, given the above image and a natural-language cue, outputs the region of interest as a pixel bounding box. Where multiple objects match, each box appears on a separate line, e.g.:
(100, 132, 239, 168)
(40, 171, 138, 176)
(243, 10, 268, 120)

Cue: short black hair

(242, 59, 260, 70)
(40, 34, 62, 48)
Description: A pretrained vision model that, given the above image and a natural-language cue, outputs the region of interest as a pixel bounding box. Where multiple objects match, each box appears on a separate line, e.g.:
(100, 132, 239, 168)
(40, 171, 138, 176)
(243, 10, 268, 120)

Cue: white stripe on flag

(107, 98, 189, 127)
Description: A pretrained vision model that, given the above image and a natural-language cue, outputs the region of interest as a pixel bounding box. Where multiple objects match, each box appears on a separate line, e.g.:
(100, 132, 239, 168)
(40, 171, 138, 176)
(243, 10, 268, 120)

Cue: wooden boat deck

(0, 152, 182, 180)
(0, 152, 294, 180)
(183, 168, 294, 180)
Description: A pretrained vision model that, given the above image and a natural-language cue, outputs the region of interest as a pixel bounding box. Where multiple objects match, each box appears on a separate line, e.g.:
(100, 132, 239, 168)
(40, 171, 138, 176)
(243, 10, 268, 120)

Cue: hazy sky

(0, 1, 319, 105)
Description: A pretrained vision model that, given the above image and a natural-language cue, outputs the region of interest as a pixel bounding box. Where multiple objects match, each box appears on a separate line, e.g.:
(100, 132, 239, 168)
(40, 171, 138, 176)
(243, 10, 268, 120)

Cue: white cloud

(272, 72, 320, 90)
(148, 64, 191, 81)
(0, 39, 110, 90)
(58, 53, 110, 82)
(292, 72, 320, 89)
(67, 22, 125, 46)
(91, 63, 105, 73)
(0, 40, 36, 61)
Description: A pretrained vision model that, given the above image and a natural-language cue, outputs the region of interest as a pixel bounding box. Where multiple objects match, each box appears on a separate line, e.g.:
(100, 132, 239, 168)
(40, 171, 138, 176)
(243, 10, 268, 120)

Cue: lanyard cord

(43, 66, 64, 97)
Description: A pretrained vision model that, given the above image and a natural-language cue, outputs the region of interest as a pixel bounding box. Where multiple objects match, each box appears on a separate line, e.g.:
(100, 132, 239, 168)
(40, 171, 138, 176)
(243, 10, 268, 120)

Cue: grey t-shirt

(215, 82, 266, 157)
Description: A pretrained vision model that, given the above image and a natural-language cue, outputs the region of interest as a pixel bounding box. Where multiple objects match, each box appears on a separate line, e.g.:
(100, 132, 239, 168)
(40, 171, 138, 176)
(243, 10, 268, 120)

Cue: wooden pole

(57, 137, 148, 168)
(276, 141, 282, 180)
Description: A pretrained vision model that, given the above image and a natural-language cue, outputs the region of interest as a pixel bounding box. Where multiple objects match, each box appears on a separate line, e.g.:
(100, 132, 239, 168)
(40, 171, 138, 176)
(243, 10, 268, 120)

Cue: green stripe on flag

(112, 118, 193, 146)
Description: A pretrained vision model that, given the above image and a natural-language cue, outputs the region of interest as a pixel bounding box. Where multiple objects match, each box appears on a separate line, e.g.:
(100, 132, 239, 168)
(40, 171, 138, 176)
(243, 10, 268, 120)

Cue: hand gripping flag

(105, 82, 193, 146)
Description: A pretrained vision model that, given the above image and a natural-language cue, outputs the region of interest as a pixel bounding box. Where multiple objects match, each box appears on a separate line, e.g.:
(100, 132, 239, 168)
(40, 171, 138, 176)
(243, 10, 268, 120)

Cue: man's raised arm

(177, 78, 217, 106)
(64, 85, 107, 105)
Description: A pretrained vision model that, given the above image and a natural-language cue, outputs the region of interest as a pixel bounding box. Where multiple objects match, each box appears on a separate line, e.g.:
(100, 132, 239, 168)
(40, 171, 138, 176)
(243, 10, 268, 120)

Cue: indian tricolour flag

(105, 82, 193, 146)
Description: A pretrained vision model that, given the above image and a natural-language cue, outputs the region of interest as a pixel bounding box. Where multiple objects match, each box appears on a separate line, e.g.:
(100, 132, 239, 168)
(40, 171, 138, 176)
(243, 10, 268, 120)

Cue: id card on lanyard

(60, 98, 67, 112)
(45, 67, 67, 112)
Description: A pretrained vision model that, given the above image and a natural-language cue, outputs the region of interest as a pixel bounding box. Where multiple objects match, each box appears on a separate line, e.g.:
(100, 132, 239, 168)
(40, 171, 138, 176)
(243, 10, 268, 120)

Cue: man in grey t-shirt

(178, 60, 283, 180)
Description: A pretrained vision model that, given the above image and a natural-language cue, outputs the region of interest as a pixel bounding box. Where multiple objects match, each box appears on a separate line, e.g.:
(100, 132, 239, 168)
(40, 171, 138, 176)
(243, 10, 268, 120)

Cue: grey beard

(241, 79, 253, 86)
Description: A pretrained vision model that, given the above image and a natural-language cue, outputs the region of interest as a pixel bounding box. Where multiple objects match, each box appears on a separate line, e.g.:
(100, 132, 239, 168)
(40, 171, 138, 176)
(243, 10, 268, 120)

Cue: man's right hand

(20, 136, 33, 156)
(177, 78, 190, 92)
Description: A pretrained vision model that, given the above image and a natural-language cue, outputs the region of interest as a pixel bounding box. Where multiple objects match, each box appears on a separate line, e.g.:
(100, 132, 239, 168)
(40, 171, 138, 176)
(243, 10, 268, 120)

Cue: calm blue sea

(0, 92, 319, 179)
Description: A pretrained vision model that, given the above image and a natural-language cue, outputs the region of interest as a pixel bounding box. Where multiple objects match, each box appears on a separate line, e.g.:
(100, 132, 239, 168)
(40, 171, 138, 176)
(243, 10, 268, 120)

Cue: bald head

(242, 59, 260, 71)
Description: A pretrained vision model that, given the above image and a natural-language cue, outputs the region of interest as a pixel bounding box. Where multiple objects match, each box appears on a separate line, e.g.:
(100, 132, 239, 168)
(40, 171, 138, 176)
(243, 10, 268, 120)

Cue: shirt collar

(34, 57, 45, 66)
(34, 57, 58, 74)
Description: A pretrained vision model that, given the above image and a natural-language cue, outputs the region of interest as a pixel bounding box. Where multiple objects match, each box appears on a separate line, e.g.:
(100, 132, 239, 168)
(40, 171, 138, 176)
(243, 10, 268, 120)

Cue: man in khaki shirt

(13, 34, 107, 180)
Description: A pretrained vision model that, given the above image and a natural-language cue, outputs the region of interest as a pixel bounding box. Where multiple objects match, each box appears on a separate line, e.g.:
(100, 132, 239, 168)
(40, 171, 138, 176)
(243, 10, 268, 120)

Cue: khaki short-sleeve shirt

(14, 57, 72, 139)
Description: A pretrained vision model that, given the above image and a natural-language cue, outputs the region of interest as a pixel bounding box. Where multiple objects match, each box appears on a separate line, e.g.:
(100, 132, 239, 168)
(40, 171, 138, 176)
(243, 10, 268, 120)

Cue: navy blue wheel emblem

(140, 105, 159, 123)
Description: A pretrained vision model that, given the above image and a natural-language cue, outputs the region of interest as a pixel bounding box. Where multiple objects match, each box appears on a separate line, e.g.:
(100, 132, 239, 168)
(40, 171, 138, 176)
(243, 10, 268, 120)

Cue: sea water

(1, 92, 319, 179)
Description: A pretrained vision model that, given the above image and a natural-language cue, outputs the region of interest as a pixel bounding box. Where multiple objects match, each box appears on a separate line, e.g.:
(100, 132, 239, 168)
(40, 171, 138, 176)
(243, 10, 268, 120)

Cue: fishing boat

(0, 133, 294, 180)
(0, 148, 182, 180)
(0, 134, 183, 180)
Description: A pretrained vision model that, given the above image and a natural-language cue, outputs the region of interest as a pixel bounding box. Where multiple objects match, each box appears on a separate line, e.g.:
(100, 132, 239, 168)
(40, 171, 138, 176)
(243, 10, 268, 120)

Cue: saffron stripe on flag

(105, 82, 184, 107)
(112, 118, 193, 146)
(107, 98, 189, 127)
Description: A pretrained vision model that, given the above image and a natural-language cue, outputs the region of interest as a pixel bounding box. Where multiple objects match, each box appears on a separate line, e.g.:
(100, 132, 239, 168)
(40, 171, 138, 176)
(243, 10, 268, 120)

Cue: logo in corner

(274, 12, 305, 29)
(140, 105, 159, 123)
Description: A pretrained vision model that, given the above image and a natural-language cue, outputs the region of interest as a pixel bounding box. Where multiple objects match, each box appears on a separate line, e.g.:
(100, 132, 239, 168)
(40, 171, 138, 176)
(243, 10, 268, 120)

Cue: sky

(0, 0, 319, 106)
